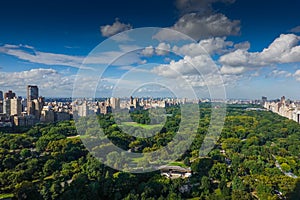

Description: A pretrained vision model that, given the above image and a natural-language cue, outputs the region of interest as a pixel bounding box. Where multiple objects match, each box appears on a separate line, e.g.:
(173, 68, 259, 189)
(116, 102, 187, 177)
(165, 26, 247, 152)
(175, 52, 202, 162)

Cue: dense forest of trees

(1, 104, 300, 199)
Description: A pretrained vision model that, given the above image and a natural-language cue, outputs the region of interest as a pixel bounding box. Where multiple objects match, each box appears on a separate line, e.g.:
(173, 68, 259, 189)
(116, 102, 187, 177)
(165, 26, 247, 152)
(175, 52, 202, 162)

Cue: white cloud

(0, 43, 143, 68)
(156, 43, 171, 55)
(220, 65, 247, 75)
(290, 26, 300, 33)
(0, 68, 74, 96)
(152, 55, 216, 78)
(100, 18, 132, 37)
(294, 70, 300, 81)
(267, 70, 292, 78)
(0, 68, 125, 97)
(154, 13, 240, 41)
(173, 37, 233, 56)
(175, 0, 235, 15)
(219, 34, 300, 74)
(141, 46, 154, 57)
(0, 44, 84, 68)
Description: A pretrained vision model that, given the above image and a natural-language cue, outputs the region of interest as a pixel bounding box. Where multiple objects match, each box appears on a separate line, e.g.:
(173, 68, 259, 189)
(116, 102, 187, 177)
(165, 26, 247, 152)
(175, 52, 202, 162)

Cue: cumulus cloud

(0, 68, 74, 96)
(141, 46, 154, 57)
(175, 0, 235, 15)
(156, 43, 171, 55)
(100, 18, 132, 37)
(220, 34, 300, 74)
(154, 0, 239, 41)
(0, 68, 121, 97)
(141, 43, 171, 57)
(290, 26, 300, 33)
(173, 37, 233, 56)
(220, 65, 247, 75)
(267, 69, 292, 78)
(294, 70, 300, 81)
(154, 13, 240, 41)
(152, 54, 216, 78)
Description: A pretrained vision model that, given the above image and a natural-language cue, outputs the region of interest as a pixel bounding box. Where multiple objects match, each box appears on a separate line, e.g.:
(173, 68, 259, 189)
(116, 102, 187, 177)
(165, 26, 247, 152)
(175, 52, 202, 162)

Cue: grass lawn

(168, 161, 188, 168)
(0, 193, 14, 199)
(121, 122, 163, 130)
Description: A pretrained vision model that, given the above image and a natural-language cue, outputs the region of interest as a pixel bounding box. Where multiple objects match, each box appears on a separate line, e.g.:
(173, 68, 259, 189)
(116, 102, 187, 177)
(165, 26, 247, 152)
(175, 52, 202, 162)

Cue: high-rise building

(110, 97, 120, 110)
(4, 90, 16, 99)
(0, 91, 3, 114)
(261, 96, 267, 106)
(3, 99, 10, 115)
(10, 97, 22, 116)
(0, 101, 3, 114)
(78, 101, 88, 117)
(27, 85, 39, 101)
(27, 85, 39, 117)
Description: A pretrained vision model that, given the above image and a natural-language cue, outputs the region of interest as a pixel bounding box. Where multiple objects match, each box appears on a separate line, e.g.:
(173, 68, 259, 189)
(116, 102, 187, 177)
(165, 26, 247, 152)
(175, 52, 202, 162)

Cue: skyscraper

(4, 90, 16, 99)
(27, 85, 39, 101)
(10, 97, 22, 116)
(27, 85, 40, 115)
(110, 97, 120, 110)
(0, 91, 3, 113)
(3, 99, 10, 115)
(3, 90, 16, 115)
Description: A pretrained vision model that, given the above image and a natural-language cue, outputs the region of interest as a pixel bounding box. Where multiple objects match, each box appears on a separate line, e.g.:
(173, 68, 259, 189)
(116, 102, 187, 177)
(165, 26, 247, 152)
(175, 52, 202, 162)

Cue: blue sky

(0, 0, 300, 99)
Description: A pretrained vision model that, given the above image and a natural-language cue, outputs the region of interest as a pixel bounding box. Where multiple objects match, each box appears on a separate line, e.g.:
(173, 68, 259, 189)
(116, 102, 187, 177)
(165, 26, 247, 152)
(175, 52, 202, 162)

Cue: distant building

(27, 85, 39, 116)
(13, 115, 36, 127)
(40, 107, 55, 123)
(110, 97, 120, 110)
(4, 90, 16, 99)
(261, 96, 267, 106)
(10, 97, 22, 116)
(3, 99, 11, 115)
(0, 101, 3, 114)
(78, 101, 88, 117)
(27, 85, 39, 101)
(55, 112, 71, 122)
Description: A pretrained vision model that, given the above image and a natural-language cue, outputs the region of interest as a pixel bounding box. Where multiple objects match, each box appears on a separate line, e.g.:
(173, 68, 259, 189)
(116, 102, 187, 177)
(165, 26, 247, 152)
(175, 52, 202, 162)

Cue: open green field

(0, 193, 14, 199)
(120, 122, 163, 130)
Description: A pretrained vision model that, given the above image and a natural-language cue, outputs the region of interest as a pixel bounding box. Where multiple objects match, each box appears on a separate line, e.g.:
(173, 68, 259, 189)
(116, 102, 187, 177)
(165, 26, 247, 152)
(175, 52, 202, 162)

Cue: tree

(43, 159, 59, 176)
(20, 149, 31, 158)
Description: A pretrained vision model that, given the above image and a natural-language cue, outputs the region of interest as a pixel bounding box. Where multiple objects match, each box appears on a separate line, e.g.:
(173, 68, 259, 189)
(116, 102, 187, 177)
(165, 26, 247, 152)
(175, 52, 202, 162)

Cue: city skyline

(0, 0, 300, 99)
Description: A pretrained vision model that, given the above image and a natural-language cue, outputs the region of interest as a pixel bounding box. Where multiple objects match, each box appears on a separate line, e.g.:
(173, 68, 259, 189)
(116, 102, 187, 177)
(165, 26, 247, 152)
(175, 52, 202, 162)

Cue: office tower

(27, 85, 39, 101)
(78, 101, 88, 117)
(10, 97, 22, 116)
(110, 97, 120, 109)
(0, 91, 3, 113)
(27, 85, 39, 116)
(4, 90, 16, 99)
(261, 96, 267, 106)
(130, 96, 134, 105)
(3, 99, 10, 115)
(0, 101, 3, 113)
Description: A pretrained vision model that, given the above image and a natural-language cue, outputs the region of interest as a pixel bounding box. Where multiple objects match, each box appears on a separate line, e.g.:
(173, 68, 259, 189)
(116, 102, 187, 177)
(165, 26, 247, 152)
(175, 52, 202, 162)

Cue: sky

(0, 0, 300, 99)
